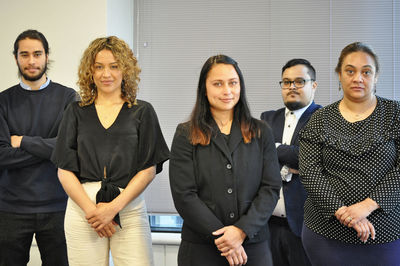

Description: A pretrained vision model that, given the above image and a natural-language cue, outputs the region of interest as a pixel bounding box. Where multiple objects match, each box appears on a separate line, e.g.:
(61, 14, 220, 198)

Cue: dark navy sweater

(0, 81, 76, 213)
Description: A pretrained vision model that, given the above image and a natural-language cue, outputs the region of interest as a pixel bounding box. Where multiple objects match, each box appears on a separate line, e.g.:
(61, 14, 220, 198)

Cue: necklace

(339, 97, 376, 122)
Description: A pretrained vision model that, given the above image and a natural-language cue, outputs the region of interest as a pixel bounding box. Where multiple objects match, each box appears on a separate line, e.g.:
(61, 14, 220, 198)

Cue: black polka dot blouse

(299, 96, 400, 244)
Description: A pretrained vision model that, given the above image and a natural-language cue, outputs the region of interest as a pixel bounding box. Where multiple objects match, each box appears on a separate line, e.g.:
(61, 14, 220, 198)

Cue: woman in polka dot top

(299, 42, 400, 266)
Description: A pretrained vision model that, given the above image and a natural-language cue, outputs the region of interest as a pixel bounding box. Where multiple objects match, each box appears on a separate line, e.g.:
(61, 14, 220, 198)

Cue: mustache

(17, 63, 47, 81)
(287, 91, 300, 96)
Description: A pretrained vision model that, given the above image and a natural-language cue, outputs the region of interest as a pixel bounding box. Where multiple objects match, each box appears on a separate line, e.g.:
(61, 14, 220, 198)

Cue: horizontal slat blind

(136, 0, 399, 213)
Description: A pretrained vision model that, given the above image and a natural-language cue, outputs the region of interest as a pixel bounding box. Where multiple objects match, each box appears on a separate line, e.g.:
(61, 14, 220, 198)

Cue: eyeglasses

(279, 78, 314, 89)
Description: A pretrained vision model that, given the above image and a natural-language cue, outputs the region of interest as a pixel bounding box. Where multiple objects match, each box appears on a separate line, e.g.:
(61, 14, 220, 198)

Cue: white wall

(0, 0, 134, 92)
(107, 0, 135, 49)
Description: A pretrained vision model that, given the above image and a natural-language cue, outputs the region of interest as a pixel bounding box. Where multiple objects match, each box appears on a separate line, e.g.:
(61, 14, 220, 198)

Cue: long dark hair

(189, 54, 259, 145)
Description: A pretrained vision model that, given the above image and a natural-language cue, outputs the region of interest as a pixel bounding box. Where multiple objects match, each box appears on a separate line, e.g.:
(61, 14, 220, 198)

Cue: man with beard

(0, 29, 76, 266)
(261, 59, 321, 266)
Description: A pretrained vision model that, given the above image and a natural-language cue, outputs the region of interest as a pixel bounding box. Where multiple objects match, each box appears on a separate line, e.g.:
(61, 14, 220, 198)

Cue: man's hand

(11, 135, 23, 148)
(289, 168, 299, 174)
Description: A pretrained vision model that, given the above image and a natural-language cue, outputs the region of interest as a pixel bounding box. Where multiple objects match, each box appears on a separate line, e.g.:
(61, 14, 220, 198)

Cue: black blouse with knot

(52, 100, 170, 226)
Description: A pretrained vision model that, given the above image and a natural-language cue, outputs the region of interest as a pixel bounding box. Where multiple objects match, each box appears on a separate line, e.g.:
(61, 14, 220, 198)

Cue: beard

(285, 101, 306, 111)
(18, 62, 47, 82)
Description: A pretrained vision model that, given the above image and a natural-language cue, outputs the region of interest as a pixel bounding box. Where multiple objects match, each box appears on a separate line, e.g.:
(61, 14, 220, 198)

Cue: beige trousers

(64, 181, 154, 266)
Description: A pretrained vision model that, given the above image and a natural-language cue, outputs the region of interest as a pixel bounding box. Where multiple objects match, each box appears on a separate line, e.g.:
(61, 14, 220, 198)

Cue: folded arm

(0, 116, 42, 169)
(276, 143, 299, 169)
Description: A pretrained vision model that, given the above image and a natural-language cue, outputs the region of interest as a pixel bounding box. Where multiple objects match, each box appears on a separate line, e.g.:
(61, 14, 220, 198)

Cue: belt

(269, 215, 289, 226)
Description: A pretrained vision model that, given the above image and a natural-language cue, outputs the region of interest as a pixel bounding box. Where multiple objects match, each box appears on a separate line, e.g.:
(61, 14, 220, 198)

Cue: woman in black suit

(169, 55, 281, 266)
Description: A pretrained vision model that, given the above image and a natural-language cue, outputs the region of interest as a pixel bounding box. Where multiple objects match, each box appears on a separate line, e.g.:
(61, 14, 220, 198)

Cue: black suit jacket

(169, 119, 281, 245)
(260, 102, 321, 236)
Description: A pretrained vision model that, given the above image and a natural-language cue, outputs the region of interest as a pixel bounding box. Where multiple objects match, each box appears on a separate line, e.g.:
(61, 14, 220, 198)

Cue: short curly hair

(77, 36, 141, 107)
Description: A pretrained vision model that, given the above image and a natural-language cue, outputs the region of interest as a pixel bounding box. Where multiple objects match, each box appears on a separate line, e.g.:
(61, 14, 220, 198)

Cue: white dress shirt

(272, 102, 312, 218)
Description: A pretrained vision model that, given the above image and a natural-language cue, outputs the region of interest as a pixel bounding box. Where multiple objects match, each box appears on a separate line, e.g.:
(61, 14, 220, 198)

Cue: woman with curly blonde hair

(52, 36, 169, 265)
(77, 36, 140, 107)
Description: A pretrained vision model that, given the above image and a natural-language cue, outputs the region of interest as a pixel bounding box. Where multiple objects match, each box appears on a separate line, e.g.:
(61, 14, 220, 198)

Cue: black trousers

(268, 216, 311, 266)
(178, 239, 273, 266)
(0, 211, 68, 266)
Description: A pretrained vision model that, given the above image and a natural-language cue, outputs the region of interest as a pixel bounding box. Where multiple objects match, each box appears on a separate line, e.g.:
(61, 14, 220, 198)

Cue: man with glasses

(261, 58, 321, 266)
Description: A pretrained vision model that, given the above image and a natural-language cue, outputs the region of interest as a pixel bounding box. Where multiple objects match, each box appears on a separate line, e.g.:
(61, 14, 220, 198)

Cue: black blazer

(260, 102, 321, 236)
(169, 119, 281, 245)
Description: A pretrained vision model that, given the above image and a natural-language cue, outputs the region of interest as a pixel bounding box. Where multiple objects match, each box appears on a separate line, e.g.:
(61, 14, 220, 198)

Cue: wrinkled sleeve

(136, 102, 170, 174)
(169, 124, 224, 237)
(234, 122, 282, 239)
(299, 111, 345, 220)
(20, 136, 57, 160)
(276, 144, 299, 169)
(260, 111, 298, 168)
(51, 103, 80, 173)
(369, 101, 400, 214)
(0, 103, 42, 169)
